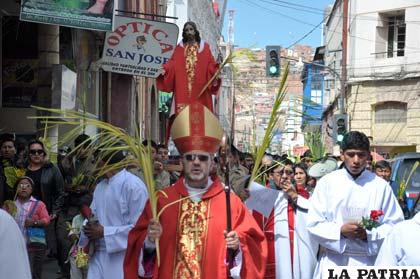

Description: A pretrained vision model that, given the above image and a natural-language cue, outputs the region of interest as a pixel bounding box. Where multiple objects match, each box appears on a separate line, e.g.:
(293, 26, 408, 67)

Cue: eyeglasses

(184, 154, 210, 162)
(273, 170, 294, 176)
(29, 149, 45, 156)
(18, 183, 32, 189)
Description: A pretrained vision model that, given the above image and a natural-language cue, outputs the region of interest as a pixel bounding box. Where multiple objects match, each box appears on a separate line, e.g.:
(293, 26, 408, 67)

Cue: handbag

(26, 200, 46, 245)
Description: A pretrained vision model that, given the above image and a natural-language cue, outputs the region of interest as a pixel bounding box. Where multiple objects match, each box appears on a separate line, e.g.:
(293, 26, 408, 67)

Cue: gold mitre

(171, 102, 224, 154)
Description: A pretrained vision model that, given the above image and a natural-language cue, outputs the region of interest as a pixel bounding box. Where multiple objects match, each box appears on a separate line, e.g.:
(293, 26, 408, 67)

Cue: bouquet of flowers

(360, 209, 384, 230)
(76, 205, 95, 268)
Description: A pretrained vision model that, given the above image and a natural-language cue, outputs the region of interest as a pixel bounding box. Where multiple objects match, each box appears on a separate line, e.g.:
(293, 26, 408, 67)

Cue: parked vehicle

(389, 152, 420, 217)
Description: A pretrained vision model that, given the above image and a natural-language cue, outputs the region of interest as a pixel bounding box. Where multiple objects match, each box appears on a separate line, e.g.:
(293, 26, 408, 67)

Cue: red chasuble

(156, 41, 221, 114)
(124, 177, 267, 279)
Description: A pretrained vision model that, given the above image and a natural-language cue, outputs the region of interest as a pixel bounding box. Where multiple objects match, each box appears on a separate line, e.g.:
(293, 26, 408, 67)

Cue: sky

(222, 0, 335, 49)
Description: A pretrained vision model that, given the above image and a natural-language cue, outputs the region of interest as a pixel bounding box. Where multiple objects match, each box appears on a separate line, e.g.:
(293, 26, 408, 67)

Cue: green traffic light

(337, 134, 344, 142)
(269, 66, 278, 74)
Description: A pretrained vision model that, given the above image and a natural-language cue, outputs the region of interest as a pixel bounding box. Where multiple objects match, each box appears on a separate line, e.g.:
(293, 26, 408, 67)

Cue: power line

(286, 18, 324, 49)
(251, 0, 420, 24)
(268, 0, 325, 12)
(239, 0, 420, 52)
(239, 0, 315, 27)
(260, 0, 323, 15)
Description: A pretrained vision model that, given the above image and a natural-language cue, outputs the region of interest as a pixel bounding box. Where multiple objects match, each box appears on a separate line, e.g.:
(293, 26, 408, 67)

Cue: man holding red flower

(307, 131, 404, 278)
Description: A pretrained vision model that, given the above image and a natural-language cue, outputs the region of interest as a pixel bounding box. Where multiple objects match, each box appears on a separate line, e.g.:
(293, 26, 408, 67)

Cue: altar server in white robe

(0, 209, 31, 279)
(84, 151, 148, 279)
(375, 212, 420, 266)
(252, 163, 318, 279)
(307, 131, 404, 279)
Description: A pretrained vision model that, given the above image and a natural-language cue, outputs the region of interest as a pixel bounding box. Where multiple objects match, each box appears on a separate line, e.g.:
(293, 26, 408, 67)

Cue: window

(311, 90, 322, 105)
(2, 17, 38, 107)
(375, 102, 407, 123)
(387, 15, 405, 58)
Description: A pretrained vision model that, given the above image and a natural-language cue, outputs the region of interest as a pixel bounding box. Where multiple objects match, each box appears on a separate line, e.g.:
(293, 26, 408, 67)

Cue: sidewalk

(43, 257, 63, 279)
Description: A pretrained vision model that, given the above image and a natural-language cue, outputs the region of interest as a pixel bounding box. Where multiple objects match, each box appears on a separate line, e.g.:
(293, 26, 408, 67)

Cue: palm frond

(304, 131, 326, 161)
(398, 161, 419, 199)
(198, 51, 234, 98)
(31, 107, 162, 263)
(250, 62, 290, 183)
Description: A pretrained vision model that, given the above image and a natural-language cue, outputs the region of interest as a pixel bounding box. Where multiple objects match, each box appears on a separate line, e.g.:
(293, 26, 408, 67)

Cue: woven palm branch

(398, 161, 419, 199)
(250, 62, 290, 183)
(198, 48, 257, 98)
(198, 51, 234, 98)
(30, 107, 164, 264)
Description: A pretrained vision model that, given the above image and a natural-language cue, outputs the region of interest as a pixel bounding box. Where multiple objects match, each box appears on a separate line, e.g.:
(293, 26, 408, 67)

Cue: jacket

(37, 162, 65, 215)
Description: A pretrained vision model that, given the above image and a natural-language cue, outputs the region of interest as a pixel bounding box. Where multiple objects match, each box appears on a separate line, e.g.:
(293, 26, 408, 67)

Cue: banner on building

(20, 0, 115, 31)
(101, 16, 179, 78)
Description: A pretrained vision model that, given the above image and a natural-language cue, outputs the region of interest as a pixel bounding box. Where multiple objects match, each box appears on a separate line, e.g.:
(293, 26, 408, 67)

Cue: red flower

(370, 210, 384, 221)
(81, 205, 92, 219)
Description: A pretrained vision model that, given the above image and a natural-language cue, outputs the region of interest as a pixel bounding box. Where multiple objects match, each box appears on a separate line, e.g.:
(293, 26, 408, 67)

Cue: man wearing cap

(307, 131, 403, 278)
(124, 103, 267, 279)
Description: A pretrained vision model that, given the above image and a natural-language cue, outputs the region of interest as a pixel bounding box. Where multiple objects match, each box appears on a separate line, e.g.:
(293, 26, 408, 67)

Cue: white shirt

(184, 177, 212, 202)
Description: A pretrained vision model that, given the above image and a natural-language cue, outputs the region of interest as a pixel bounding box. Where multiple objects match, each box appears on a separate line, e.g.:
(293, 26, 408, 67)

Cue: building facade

(233, 46, 313, 154)
(0, 0, 168, 151)
(347, 0, 420, 156)
(323, 0, 420, 156)
(301, 47, 325, 132)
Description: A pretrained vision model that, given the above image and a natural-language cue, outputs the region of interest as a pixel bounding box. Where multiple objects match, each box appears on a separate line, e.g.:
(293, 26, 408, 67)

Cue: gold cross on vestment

(189, 206, 202, 244)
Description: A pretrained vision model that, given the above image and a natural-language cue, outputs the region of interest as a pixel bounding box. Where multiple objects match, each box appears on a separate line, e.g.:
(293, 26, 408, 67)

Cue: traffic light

(266, 45, 281, 77)
(333, 114, 348, 143)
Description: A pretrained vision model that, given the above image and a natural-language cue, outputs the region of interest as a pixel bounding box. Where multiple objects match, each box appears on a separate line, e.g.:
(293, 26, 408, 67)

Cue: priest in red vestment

(252, 164, 318, 279)
(156, 21, 221, 114)
(124, 103, 267, 279)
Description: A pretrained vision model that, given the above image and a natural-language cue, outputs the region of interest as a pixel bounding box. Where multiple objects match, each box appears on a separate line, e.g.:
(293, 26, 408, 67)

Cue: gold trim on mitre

(171, 106, 190, 139)
(204, 108, 224, 141)
(171, 104, 224, 154)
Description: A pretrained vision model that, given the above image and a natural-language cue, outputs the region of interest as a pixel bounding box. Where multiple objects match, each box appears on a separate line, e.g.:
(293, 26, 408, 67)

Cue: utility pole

(228, 10, 235, 46)
(341, 0, 348, 114)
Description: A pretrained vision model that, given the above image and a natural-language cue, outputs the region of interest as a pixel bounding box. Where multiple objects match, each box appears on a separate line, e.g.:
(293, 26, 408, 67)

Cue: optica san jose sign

(101, 16, 179, 78)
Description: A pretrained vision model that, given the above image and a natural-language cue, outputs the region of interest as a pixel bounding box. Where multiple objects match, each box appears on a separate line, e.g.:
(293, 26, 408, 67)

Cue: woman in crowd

(14, 176, 50, 279)
(25, 139, 65, 261)
(294, 162, 313, 196)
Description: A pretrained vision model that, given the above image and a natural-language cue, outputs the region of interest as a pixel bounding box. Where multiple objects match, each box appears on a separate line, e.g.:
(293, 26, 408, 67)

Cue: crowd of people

(0, 103, 419, 279)
(2, 19, 419, 279)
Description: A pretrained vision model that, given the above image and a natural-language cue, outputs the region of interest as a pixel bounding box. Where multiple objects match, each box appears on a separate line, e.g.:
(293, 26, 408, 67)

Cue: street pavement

(43, 257, 64, 279)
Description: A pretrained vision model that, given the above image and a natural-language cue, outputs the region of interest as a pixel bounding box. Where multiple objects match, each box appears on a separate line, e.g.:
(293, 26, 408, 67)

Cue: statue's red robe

(156, 40, 221, 114)
(124, 176, 267, 279)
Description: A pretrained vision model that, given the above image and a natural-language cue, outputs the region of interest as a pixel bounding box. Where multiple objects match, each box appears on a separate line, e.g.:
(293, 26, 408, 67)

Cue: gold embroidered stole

(184, 43, 199, 97)
(174, 198, 210, 278)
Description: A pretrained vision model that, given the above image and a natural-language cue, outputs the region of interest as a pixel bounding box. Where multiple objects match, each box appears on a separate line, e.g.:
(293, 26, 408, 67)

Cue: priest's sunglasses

(184, 154, 210, 162)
